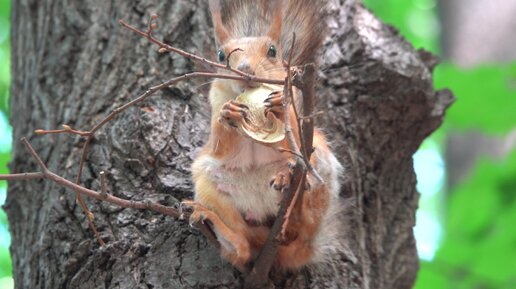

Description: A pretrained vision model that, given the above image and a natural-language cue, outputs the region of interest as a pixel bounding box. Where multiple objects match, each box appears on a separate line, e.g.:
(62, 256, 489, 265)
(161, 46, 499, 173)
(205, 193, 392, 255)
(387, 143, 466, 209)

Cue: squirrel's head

(216, 37, 285, 92)
(209, 0, 285, 94)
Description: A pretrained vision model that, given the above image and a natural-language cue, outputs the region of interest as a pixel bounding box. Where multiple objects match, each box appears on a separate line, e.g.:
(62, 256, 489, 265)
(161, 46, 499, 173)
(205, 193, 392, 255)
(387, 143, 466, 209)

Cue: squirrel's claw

(179, 200, 195, 221)
(180, 200, 210, 227)
(264, 91, 285, 119)
(270, 168, 292, 192)
(219, 100, 250, 128)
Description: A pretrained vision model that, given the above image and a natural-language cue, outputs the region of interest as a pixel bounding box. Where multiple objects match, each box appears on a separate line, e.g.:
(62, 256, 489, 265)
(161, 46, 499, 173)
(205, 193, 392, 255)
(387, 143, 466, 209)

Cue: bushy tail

(311, 195, 356, 265)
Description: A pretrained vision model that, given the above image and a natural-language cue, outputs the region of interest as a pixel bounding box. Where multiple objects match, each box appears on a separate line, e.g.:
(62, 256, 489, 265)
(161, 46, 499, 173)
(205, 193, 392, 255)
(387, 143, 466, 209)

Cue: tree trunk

(5, 0, 452, 288)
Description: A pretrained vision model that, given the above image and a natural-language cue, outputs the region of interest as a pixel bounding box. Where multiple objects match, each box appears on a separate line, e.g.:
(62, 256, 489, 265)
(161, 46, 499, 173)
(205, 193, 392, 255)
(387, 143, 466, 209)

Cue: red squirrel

(183, 0, 342, 270)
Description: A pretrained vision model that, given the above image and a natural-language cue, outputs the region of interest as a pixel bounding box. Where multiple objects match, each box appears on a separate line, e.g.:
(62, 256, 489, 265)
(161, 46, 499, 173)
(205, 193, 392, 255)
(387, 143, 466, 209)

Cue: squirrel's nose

(237, 59, 253, 75)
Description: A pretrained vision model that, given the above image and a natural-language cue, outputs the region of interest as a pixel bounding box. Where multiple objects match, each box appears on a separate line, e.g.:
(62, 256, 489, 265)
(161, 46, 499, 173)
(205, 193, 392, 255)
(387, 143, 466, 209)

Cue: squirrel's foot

(270, 165, 293, 192)
(181, 200, 216, 227)
(218, 100, 250, 128)
(264, 90, 285, 120)
(180, 200, 251, 267)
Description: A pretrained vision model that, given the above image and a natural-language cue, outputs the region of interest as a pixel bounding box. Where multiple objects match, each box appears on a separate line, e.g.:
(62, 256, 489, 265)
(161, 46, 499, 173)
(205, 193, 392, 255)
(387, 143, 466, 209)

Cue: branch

(17, 138, 180, 217)
(29, 16, 288, 246)
(0, 172, 45, 181)
(2, 138, 221, 250)
(118, 19, 284, 85)
(35, 71, 269, 246)
(244, 165, 306, 288)
(244, 35, 318, 288)
(293, 64, 324, 183)
(2, 15, 288, 252)
(2, 15, 317, 280)
(35, 124, 91, 137)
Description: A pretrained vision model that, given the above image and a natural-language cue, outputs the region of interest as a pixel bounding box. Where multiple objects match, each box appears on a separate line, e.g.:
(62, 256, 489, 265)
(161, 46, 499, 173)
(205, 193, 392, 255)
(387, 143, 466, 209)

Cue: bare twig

(281, 173, 306, 238)
(35, 124, 91, 137)
(298, 111, 325, 120)
(226, 48, 243, 68)
(244, 163, 306, 288)
(2, 16, 320, 282)
(244, 33, 318, 288)
(4, 138, 222, 252)
(32, 18, 285, 246)
(35, 71, 280, 245)
(119, 20, 284, 85)
(147, 13, 158, 35)
(17, 138, 179, 217)
(0, 172, 45, 181)
(7, 16, 291, 258)
(293, 64, 323, 184)
(275, 147, 304, 159)
(74, 139, 104, 245)
(99, 171, 108, 196)
(28, 72, 254, 247)
(244, 63, 319, 289)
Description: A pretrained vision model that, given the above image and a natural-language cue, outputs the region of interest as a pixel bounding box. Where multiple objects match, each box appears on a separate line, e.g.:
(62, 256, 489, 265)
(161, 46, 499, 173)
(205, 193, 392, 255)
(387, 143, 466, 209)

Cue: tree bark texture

(6, 0, 453, 288)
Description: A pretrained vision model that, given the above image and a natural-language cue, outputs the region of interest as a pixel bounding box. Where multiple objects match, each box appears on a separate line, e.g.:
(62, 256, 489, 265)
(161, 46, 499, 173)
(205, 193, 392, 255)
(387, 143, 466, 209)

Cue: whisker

(194, 80, 217, 91)
(265, 66, 288, 73)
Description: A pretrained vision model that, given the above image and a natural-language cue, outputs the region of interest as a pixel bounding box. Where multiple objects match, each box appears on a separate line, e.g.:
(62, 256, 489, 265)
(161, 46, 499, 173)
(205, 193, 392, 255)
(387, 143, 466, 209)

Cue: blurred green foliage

(364, 0, 439, 54)
(435, 64, 516, 134)
(0, 0, 12, 284)
(0, 0, 9, 117)
(417, 150, 516, 289)
(366, 0, 516, 288)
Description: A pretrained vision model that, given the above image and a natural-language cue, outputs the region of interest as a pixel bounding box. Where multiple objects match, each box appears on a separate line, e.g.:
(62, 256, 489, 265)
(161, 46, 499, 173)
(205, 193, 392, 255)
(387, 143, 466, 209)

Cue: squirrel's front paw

(218, 100, 250, 128)
(264, 91, 285, 120)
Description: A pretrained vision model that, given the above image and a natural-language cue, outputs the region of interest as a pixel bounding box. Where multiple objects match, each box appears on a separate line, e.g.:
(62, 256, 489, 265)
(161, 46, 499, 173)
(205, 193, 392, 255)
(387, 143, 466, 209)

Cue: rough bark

(5, 0, 452, 288)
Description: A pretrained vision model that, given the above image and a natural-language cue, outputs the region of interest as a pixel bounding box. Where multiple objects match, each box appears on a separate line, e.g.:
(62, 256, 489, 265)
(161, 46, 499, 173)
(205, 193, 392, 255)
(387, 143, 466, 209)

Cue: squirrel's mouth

(236, 80, 260, 93)
(245, 82, 260, 89)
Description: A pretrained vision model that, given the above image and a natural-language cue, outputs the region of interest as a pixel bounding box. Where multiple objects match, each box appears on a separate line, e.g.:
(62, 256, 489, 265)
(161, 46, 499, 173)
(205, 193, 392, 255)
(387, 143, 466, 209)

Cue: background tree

(366, 1, 516, 288)
(4, 1, 451, 288)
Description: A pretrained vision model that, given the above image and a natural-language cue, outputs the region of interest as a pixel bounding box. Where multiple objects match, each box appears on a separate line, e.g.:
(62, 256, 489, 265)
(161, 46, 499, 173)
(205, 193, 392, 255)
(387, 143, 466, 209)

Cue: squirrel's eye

(267, 45, 277, 58)
(217, 50, 226, 62)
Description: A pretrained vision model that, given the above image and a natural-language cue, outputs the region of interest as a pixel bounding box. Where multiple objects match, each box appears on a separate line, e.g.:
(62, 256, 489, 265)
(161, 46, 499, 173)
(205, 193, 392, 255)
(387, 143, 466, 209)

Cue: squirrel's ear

(267, 0, 283, 43)
(209, 0, 230, 44)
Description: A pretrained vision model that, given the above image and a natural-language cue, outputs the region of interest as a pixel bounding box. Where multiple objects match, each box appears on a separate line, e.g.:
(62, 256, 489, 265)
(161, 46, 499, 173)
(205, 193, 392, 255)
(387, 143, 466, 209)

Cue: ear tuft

(267, 0, 283, 42)
(209, 0, 231, 44)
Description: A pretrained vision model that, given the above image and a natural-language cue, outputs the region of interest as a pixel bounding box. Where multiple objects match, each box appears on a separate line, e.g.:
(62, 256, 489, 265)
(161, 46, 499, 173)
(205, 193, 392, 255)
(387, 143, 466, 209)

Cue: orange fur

(186, 0, 337, 271)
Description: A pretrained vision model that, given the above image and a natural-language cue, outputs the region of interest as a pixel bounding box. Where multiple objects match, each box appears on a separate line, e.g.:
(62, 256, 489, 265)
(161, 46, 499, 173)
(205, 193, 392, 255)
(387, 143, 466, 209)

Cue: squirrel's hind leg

(275, 183, 331, 270)
(185, 174, 253, 268)
(182, 200, 251, 268)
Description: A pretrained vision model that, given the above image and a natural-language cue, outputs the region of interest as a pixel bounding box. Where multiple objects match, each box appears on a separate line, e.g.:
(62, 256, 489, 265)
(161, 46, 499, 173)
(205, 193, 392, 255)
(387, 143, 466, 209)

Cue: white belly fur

(195, 139, 286, 222)
(194, 137, 343, 224)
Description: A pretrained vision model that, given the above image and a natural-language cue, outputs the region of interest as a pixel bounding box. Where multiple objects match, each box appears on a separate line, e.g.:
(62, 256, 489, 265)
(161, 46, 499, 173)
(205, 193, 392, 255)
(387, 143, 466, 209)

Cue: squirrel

(183, 0, 343, 271)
